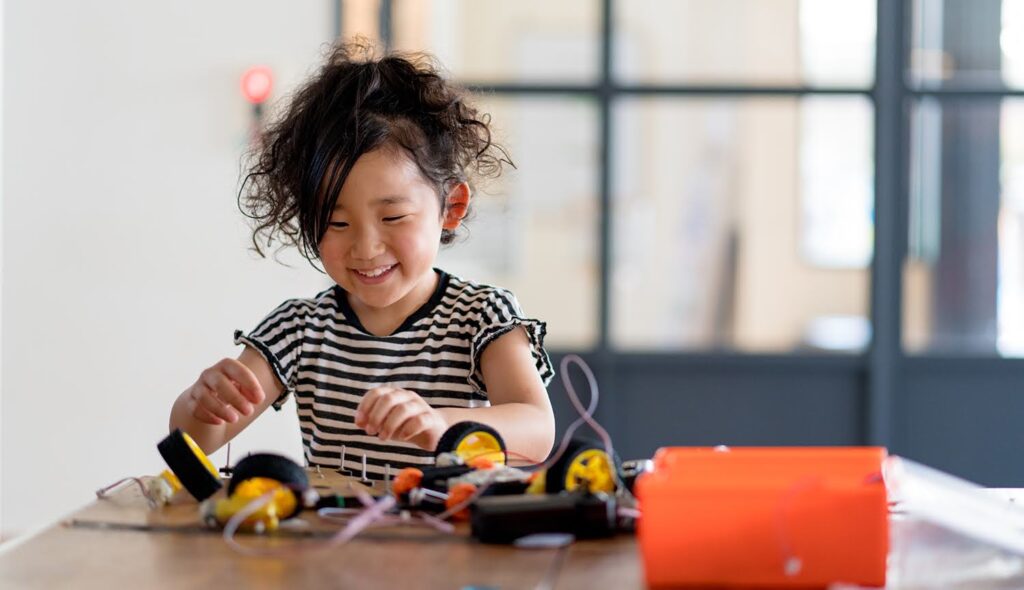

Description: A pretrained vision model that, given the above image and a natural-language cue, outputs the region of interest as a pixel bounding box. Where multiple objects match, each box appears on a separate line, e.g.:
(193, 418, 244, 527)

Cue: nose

(350, 224, 385, 260)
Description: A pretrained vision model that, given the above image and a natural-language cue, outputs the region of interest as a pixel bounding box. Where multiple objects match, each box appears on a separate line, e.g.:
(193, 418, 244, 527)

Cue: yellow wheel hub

(214, 477, 296, 532)
(158, 431, 221, 495)
(182, 431, 220, 479)
(455, 432, 506, 465)
(564, 449, 615, 493)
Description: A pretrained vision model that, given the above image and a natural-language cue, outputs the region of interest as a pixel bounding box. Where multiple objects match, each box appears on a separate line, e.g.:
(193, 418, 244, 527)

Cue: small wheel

(545, 438, 619, 494)
(435, 421, 507, 465)
(227, 453, 309, 519)
(157, 429, 222, 501)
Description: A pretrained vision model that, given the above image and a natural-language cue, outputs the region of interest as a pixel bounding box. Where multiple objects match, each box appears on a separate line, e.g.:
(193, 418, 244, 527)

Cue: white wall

(0, 0, 6, 540)
(2, 1, 334, 536)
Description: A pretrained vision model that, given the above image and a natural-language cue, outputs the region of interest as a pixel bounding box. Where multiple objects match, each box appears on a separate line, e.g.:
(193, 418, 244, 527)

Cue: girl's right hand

(185, 358, 266, 425)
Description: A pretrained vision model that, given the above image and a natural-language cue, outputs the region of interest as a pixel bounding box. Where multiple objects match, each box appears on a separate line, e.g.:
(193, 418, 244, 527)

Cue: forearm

(170, 348, 282, 455)
(169, 392, 232, 454)
(438, 403, 555, 464)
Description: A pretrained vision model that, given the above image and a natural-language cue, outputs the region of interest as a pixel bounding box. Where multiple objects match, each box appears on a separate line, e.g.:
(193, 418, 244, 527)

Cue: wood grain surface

(0, 469, 644, 589)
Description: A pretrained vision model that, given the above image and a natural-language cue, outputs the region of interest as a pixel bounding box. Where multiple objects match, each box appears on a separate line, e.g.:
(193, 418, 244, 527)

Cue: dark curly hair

(238, 40, 512, 263)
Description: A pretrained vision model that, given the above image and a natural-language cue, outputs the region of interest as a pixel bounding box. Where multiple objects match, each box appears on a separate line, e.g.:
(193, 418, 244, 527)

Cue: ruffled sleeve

(468, 288, 554, 393)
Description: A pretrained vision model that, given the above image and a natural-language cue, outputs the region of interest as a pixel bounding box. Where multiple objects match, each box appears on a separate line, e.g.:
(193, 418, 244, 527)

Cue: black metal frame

(335, 0, 1024, 485)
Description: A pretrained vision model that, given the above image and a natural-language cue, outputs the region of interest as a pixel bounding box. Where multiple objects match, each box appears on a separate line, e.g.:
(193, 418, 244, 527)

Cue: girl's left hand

(354, 386, 448, 451)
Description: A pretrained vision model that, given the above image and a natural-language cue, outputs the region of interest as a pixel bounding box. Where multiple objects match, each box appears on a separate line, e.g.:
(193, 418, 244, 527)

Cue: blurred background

(3, 0, 1024, 538)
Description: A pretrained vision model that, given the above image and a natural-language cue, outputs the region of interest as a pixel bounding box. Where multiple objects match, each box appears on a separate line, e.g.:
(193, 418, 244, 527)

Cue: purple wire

(223, 354, 630, 552)
(437, 354, 627, 521)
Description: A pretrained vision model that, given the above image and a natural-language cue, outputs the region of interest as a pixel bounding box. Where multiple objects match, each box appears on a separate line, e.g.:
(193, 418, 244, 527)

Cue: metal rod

(338, 445, 349, 475)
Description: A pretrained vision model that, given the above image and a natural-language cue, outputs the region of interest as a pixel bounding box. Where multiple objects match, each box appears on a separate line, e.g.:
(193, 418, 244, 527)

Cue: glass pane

(905, 98, 1024, 356)
(909, 0, 1018, 89)
(611, 97, 873, 352)
(437, 97, 599, 349)
(801, 97, 875, 268)
(391, 0, 599, 84)
(614, 0, 875, 87)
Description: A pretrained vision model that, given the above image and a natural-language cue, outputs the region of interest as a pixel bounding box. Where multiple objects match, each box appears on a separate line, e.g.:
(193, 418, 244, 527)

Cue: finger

(217, 359, 265, 404)
(204, 371, 254, 416)
(355, 386, 395, 428)
(198, 393, 237, 423)
(366, 389, 413, 435)
(195, 386, 239, 423)
(189, 399, 225, 425)
(406, 422, 443, 452)
(186, 394, 224, 425)
(378, 403, 419, 441)
(394, 412, 432, 442)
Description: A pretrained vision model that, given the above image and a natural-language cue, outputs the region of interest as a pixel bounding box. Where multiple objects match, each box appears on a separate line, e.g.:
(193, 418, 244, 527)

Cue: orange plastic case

(635, 447, 889, 589)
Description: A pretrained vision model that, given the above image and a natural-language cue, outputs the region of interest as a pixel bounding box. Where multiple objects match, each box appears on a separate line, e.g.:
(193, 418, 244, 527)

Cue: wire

(224, 483, 337, 556)
(519, 354, 627, 494)
(317, 506, 455, 534)
(533, 544, 569, 590)
(220, 354, 628, 552)
(327, 494, 397, 545)
(95, 476, 159, 510)
(435, 467, 505, 520)
(223, 485, 411, 556)
(617, 507, 642, 519)
(222, 491, 280, 556)
(437, 354, 628, 521)
(774, 476, 821, 577)
(504, 449, 544, 465)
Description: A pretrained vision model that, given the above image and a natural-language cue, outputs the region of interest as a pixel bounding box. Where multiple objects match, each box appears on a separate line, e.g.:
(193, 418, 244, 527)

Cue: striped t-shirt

(234, 269, 554, 480)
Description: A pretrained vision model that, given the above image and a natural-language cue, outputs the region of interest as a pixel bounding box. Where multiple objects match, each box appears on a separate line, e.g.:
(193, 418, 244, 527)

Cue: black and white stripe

(234, 270, 553, 479)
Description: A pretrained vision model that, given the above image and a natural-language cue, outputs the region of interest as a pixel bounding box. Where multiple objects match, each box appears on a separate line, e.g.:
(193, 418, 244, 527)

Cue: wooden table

(0, 469, 645, 589)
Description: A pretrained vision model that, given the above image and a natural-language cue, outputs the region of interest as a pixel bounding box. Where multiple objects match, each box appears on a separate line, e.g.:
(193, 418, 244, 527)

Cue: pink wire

(223, 490, 405, 556)
(318, 489, 453, 533)
(437, 354, 626, 521)
(223, 354, 628, 551)
(543, 354, 624, 490)
(328, 495, 397, 544)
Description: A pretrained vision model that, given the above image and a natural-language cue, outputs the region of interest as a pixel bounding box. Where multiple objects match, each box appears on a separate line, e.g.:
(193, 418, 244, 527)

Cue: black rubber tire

(434, 421, 507, 463)
(157, 429, 222, 501)
(227, 453, 309, 519)
(545, 438, 621, 494)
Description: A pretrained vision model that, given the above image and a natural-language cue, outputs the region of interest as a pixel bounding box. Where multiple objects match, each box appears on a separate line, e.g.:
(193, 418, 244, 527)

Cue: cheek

(317, 235, 334, 256)
(318, 234, 347, 263)
(393, 224, 443, 258)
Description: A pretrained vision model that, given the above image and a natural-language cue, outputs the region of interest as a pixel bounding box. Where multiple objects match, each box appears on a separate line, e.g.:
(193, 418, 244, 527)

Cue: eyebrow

(333, 195, 411, 211)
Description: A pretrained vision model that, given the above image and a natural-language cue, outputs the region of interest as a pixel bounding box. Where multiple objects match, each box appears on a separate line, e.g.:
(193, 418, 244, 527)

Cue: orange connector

(392, 468, 423, 496)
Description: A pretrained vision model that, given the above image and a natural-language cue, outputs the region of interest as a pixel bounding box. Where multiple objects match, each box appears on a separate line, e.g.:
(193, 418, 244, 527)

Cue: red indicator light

(241, 66, 273, 105)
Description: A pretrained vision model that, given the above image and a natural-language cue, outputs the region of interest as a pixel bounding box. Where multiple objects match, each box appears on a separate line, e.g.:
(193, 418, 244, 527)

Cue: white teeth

(356, 265, 393, 278)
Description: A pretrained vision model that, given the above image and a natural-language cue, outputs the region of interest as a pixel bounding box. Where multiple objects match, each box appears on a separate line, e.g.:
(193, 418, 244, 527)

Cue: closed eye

(383, 215, 407, 223)
(328, 221, 349, 229)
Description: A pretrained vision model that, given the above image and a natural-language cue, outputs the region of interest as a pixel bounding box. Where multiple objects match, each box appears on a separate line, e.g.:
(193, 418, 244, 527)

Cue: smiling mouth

(352, 264, 396, 279)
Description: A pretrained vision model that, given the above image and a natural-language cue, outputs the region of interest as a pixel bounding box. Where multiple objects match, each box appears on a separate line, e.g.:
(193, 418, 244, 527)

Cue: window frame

(337, 0, 1024, 486)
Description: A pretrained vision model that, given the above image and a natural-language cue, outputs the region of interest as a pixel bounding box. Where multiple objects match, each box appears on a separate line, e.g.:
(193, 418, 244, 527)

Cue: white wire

(95, 476, 159, 510)
(225, 354, 630, 549)
(316, 506, 455, 533)
(222, 491, 278, 556)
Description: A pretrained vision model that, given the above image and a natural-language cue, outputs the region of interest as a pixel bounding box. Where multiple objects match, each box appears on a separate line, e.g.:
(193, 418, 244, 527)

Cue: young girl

(169, 42, 555, 479)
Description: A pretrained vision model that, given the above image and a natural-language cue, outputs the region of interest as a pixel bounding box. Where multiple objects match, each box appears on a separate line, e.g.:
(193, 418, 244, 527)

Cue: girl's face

(319, 147, 446, 316)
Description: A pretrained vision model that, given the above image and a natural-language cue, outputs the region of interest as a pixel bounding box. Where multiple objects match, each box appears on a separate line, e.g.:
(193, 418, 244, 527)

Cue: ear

(442, 182, 471, 231)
